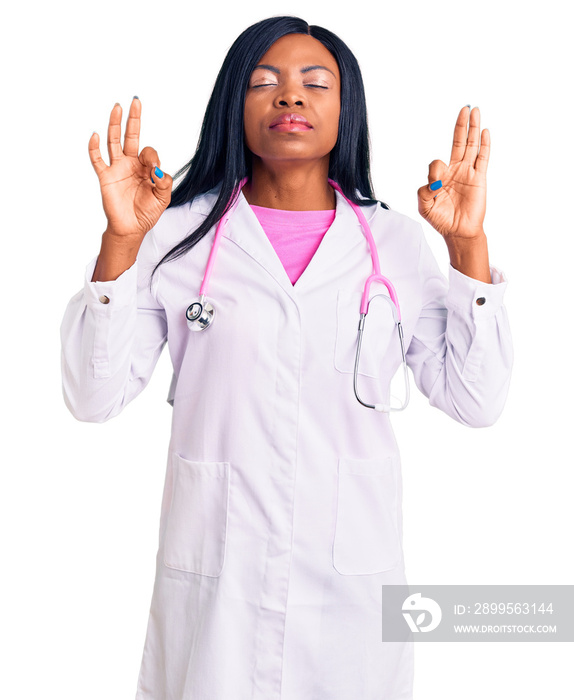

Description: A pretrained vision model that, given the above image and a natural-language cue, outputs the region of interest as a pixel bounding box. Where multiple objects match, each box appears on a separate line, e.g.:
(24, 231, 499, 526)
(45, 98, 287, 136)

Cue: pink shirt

(250, 205, 336, 285)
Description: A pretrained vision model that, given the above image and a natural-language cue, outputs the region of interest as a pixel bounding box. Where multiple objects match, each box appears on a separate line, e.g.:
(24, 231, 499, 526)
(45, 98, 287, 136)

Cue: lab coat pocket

(334, 289, 395, 378)
(163, 455, 230, 577)
(333, 456, 401, 575)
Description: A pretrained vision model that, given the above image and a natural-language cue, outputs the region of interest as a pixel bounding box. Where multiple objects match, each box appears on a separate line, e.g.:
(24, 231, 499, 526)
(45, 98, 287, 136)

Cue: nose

(276, 96, 304, 107)
(273, 81, 305, 108)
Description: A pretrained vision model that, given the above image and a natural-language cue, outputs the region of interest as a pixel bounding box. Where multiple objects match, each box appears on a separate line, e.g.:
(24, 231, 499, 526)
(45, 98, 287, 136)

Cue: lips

(269, 113, 313, 129)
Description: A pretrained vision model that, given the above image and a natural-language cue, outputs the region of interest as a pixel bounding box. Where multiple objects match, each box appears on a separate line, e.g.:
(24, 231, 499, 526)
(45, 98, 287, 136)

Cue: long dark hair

(152, 15, 388, 278)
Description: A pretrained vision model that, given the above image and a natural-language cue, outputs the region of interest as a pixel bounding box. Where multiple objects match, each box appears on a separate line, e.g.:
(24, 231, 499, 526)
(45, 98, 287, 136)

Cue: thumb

(417, 159, 447, 215)
(150, 164, 173, 208)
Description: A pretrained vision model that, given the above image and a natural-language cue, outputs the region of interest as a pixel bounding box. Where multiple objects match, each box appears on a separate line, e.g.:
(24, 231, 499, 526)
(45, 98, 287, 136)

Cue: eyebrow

(252, 64, 336, 77)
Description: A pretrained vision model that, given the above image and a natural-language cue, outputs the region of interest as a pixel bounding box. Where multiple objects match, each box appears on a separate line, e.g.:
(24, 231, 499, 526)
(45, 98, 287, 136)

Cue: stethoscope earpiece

(186, 296, 215, 331)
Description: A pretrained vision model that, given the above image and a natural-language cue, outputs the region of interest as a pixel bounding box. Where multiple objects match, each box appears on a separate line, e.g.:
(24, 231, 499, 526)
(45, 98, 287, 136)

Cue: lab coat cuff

(83, 256, 138, 312)
(446, 264, 508, 319)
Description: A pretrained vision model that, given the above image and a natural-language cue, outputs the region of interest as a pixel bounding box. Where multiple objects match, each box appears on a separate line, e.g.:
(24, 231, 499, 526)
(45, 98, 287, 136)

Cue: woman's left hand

(417, 105, 489, 241)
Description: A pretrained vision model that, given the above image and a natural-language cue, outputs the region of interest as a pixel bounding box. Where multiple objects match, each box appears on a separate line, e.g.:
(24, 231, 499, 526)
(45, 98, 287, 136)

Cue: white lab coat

(60, 186, 513, 700)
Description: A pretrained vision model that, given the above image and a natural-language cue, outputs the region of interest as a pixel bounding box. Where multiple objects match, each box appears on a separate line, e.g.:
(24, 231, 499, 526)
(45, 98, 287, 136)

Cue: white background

(2, 0, 572, 698)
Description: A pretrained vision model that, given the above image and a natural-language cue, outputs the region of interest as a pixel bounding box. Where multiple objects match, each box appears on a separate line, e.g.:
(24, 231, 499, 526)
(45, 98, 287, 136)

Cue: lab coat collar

(220, 188, 368, 298)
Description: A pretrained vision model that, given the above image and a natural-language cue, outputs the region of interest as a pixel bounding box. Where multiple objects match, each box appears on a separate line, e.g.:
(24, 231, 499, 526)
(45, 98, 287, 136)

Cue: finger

(150, 166, 173, 208)
(107, 103, 124, 164)
(418, 160, 447, 204)
(427, 159, 447, 186)
(88, 131, 108, 178)
(463, 106, 481, 164)
(139, 146, 161, 171)
(123, 96, 141, 158)
(418, 159, 447, 208)
(475, 128, 490, 175)
(449, 105, 471, 164)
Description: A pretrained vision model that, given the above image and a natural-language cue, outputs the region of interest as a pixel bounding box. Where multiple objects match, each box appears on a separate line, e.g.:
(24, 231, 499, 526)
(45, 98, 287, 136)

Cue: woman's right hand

(89, 97, 173, 240)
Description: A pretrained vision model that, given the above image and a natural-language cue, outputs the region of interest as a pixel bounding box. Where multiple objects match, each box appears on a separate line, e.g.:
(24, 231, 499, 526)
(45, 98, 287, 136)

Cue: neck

(242, 159, 335, 211)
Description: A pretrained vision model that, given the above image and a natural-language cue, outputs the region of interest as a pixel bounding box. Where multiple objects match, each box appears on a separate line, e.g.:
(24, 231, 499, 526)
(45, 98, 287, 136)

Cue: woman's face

(244, 33, 341, 169)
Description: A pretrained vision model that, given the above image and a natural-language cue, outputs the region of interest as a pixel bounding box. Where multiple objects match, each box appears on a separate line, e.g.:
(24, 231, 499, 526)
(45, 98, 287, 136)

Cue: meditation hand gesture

(417, 105, 489, 241)
(89, 98, 173, 281)
(417, 105, 492, 283)
(89, 97, 173, 240)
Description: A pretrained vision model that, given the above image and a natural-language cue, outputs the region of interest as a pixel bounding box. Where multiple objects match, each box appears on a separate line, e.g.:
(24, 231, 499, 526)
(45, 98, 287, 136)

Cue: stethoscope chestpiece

(186, 295, 215, 331)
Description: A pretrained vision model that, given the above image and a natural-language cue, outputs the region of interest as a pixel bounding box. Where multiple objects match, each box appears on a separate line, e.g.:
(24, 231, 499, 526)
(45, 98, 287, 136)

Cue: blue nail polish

(430, 180, 442, 191)
(154, 166, 164, 179)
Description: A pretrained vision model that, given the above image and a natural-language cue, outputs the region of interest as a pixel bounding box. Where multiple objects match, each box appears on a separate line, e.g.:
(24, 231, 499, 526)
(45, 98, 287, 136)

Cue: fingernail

(133, 95, 139, 100)
(154, 166, 164, 179)
(465, 104, 471, 109)
(429, 180, 442, 191)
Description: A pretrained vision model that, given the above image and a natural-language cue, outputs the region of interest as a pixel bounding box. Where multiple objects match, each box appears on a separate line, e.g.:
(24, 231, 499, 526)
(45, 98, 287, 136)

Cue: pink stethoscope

(185, 177, 410, 413)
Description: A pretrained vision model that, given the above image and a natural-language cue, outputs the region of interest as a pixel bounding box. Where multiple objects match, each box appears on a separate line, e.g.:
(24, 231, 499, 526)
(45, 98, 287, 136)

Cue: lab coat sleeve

(60, 228, 168, 423)
(405, 231, 513, 428)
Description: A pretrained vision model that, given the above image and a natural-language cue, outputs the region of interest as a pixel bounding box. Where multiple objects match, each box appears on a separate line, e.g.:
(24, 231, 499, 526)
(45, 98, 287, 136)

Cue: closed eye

(250, 83, 329, 89)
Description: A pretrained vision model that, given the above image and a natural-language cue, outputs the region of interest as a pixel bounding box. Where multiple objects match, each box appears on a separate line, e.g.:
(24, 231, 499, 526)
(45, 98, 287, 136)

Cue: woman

(61, 15, 512, 700)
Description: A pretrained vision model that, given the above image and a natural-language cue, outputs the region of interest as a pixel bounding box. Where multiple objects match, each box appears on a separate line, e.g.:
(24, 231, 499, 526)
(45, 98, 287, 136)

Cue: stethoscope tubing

(198, 177, 249, 299)
(327, 180, 402, 320)
(188, 176, 410, 412)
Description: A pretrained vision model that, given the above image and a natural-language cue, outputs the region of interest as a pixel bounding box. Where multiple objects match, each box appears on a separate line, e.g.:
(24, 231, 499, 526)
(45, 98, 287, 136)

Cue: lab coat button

(99, 295, 110, 304)
(475, 297, 486, 306)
